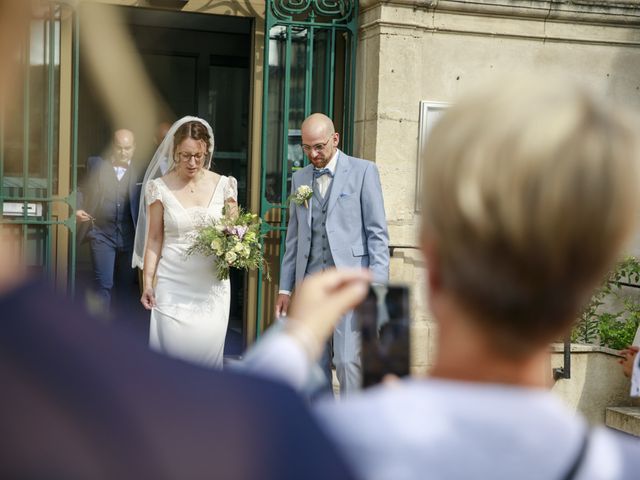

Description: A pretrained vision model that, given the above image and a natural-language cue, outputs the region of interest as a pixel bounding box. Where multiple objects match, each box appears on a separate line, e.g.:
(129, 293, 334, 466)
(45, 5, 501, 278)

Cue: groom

(275, 113, 390, 397)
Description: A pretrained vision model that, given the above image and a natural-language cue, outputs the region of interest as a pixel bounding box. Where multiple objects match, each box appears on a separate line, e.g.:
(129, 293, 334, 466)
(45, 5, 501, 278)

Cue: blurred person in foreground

(243, 79, 640, 479)
(0, 256, 355, 480)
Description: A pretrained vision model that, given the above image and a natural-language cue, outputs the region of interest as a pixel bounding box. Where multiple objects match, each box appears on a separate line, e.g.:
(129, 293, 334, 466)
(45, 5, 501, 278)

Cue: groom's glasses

(177, 151, 205, 163)
(302, 136, 332, 154)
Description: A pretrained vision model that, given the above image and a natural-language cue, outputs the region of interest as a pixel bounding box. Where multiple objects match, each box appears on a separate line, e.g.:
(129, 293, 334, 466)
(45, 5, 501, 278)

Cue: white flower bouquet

(288, 185, 313, 208)
(187, 206, 268, 281)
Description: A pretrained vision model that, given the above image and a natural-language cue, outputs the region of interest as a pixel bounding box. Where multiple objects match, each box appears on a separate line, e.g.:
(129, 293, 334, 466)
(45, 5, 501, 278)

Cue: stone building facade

(355, 0, 640, 371)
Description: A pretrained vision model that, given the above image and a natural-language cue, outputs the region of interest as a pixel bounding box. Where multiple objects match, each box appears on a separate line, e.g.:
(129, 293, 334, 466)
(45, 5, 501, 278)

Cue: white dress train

(145, 175, 237, 369)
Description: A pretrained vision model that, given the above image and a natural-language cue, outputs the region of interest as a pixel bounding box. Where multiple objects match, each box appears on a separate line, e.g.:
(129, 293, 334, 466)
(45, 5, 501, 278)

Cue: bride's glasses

(177, 151, 205, 163)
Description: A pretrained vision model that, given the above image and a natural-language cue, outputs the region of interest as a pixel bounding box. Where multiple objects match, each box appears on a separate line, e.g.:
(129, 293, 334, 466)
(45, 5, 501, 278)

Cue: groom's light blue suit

(280, 150, 390, 395)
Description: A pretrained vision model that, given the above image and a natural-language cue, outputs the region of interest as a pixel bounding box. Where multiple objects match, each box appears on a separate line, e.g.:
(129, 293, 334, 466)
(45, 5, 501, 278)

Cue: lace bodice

(146, 175, 237, 246)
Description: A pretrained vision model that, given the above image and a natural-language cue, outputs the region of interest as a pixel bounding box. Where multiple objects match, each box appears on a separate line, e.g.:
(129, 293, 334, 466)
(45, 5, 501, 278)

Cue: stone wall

(551, 344, 640, 424)
(355, 0, 640, 372)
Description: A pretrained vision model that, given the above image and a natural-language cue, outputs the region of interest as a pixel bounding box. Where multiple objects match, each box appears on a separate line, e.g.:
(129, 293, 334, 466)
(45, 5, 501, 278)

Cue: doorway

(76, 5, 252, 355)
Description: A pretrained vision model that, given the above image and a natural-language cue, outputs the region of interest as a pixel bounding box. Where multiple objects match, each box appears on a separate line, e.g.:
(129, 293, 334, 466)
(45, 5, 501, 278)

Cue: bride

(132, 116, 237, 368)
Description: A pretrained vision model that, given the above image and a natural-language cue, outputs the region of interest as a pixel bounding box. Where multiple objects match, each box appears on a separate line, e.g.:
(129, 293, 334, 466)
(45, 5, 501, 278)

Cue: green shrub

(572, 256, 640, 350)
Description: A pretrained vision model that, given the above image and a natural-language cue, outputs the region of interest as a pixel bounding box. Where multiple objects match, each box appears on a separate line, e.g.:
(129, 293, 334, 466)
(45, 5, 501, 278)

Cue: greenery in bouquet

(187, 206, 268, 281)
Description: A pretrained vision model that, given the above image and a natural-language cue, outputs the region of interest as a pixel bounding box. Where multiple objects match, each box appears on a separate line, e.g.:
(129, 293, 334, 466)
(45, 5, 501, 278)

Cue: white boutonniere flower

(288, 185, 313, 208)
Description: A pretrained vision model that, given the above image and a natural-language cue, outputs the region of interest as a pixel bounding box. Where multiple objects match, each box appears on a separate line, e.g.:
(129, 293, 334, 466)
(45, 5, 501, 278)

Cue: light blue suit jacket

(279, 151, 390, 291)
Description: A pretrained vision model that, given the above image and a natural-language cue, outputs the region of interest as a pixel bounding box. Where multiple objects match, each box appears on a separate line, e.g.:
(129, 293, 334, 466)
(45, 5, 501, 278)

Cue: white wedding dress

(145, 175, 237, 369)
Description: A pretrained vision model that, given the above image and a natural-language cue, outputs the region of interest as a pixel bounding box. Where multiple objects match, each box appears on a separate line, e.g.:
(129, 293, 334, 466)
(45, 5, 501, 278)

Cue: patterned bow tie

(313, 168, 333, 178)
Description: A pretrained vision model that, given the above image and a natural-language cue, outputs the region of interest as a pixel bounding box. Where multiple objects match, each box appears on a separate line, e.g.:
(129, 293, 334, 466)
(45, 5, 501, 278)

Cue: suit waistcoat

(93, 167, 135, 249)
(305, 177, 335, 276)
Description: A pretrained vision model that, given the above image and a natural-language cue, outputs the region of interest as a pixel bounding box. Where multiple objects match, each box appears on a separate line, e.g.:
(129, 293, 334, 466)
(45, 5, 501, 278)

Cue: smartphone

(356, 284, 411, 388)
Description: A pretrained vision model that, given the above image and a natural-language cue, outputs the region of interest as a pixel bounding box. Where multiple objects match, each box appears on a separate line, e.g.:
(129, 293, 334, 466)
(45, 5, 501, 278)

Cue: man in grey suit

(275, 113, 390, 397)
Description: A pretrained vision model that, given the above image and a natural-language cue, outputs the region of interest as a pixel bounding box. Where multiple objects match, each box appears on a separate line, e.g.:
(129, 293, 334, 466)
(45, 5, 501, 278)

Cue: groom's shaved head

(301, 113, 340, 169)
(302, 113, 335, 137)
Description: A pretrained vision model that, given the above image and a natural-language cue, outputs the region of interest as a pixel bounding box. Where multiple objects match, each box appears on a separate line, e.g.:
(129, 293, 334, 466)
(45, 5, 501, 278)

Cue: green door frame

(0, 2, 79, 293)
(256, 0, 359, 336)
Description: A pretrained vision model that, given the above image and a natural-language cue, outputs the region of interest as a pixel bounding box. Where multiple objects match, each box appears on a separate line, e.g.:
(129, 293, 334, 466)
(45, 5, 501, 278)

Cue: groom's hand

(275, 293, 290, 318)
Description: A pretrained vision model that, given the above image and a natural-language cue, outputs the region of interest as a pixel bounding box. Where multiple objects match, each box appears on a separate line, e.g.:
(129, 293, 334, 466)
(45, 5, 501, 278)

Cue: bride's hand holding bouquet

(187, 206, 268, 281)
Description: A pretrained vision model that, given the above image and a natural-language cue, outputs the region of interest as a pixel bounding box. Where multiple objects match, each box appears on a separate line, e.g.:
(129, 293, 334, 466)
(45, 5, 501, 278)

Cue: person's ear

(333, 132, 340, 147)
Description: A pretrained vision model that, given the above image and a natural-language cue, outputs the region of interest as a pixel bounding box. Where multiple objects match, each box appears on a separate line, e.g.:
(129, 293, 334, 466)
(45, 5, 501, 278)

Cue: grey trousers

(320, 310, 362, 398)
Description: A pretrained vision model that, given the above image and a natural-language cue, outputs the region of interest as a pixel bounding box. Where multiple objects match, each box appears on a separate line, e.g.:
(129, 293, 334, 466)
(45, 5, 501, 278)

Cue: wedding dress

(145, 175, 237, 368)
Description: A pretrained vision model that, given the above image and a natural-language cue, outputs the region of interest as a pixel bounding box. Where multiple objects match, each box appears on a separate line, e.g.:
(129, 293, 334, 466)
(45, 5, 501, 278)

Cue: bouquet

(288, 185, 313, 208)
(187, 206, 268, 281)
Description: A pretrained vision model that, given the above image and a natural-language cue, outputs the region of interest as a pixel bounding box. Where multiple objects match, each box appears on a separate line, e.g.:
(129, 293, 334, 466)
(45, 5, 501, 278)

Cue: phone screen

(356, 284, 410, 388)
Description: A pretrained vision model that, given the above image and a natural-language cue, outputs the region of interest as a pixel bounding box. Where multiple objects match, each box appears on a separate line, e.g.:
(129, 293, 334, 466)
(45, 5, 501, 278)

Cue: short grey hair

(421, 79, 640, 357)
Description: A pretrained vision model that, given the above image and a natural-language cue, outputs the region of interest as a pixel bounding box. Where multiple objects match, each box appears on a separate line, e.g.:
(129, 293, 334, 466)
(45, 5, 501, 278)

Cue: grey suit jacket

(279, 151, 390, 291)
(77, 156, 144, 244)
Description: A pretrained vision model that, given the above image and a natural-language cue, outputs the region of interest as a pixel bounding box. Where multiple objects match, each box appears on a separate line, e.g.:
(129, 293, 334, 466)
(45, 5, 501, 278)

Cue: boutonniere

(288, 185, 313, 208)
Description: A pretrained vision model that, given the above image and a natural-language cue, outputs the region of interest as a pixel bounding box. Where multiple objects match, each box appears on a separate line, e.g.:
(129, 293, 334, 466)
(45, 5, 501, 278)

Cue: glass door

(0, 2, 78, 292)
(76, 4, 251, 354)
(257, 0, 359, 335)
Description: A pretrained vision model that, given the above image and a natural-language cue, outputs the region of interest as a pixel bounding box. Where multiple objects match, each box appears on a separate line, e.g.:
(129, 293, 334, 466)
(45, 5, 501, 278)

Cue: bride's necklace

(177, 170, 203, 194)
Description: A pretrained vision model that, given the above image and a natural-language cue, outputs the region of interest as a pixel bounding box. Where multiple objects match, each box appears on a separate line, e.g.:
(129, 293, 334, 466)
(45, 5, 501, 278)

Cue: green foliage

(186, 206, 269, 281)
(572, 256, 640, 350)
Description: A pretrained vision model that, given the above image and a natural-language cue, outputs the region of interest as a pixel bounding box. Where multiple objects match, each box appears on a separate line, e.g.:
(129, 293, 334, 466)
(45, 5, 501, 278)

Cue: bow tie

(313, 168, 333, 179)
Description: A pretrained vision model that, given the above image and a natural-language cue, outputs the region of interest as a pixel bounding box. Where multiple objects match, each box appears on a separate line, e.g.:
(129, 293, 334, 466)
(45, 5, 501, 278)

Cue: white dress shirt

(112, 159, 130, 181)
(315, 149, 338, 198)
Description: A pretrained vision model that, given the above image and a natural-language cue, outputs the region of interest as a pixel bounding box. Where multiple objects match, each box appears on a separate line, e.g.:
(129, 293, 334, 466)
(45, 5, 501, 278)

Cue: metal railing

(389, 244, 420, 256)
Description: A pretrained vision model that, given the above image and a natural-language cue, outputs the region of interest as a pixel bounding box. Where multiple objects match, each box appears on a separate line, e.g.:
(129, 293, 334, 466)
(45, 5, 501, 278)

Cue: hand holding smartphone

(356, 284, 411, 388)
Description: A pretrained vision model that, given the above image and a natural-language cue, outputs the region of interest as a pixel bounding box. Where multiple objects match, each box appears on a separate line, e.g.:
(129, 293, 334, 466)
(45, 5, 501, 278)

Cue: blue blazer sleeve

(279, 174, 299, 292)
(361, 162, 390, 284)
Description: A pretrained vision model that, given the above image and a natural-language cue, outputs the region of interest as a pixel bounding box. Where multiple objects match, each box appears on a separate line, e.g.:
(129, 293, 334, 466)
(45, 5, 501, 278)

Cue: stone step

(605, 407, 640, 437)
